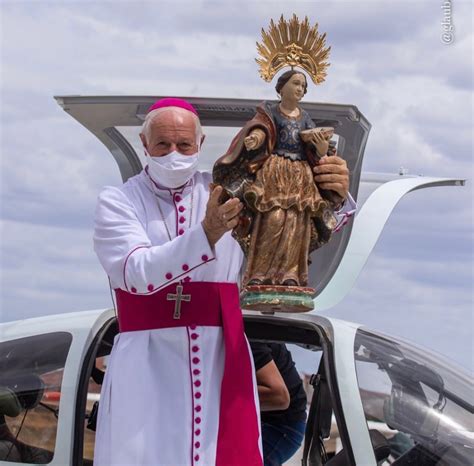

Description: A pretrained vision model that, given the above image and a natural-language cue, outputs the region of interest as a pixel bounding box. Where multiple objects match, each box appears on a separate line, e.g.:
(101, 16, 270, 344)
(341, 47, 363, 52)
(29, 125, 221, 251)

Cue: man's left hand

(313, 155, 349, 200)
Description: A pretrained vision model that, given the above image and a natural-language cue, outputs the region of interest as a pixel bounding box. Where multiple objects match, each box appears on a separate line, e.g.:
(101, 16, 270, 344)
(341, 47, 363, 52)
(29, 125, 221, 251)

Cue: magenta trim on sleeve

(123, 256, 216, 296)
(123, 245, 150, 291)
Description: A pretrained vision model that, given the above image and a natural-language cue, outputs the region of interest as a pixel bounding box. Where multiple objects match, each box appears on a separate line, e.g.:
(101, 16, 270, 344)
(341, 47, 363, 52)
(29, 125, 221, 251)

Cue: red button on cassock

(201, 254, 208, 262)
(195, 392, 202, 399)
(131, 287, 137, 293)
(190, 324, 197, 330)
(165, 272, 173, 280)
(179, 206, 185, 212)
(195, 441, 201, 448)
(195, 429, 201, 436)
(178, 229, 184, 235)
(193, 369, 200, 375)
(195, 405, 202, 412)
(175, 195, 182, 202)
(179, 216, 186, 224)
(194, 455, 200, 461)
(182, 264, 189, 271)
(194, 380, 201, 387)
(183, 276, 191, 283)
(191, 333, 198, 340)
(195, 417, 201, 423)
(147, 284, 154, 292)
(192, 357, 200, 364)
(192, 346, 199, 353)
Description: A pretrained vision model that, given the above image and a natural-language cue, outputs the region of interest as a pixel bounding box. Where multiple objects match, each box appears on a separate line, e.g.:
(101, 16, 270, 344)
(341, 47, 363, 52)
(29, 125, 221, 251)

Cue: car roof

(0, 309, 114, 341)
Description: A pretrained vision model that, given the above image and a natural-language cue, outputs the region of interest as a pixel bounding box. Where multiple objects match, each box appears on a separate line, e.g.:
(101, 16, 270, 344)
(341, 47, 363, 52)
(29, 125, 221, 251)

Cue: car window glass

(0, 332, 72, 464)
(354, 329, 474, 465)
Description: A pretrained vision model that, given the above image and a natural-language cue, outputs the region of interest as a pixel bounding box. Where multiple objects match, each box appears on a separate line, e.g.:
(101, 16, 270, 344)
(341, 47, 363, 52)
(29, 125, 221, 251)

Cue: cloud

(1, 219, 111, 322)
(1, 113, 120, 229)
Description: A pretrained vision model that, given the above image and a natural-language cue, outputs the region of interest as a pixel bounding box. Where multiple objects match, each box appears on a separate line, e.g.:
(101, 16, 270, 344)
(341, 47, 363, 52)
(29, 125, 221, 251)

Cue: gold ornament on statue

(255, 14, 331, 85)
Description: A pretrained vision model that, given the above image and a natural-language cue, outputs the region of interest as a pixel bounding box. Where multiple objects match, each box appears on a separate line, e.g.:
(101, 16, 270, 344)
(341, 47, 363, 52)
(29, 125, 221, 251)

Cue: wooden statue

(213, 15, 343, 313)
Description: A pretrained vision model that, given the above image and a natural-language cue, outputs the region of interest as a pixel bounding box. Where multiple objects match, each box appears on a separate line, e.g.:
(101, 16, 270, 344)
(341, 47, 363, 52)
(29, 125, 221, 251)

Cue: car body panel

(2, 309, 473, 465)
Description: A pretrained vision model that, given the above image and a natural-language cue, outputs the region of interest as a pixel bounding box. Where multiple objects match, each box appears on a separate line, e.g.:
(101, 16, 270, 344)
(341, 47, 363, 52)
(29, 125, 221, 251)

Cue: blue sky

(1, 1, 472, 371)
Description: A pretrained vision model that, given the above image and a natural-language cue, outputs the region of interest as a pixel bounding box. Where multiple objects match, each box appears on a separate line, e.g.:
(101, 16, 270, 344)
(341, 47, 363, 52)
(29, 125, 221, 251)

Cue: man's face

(141, 108, 200, 157)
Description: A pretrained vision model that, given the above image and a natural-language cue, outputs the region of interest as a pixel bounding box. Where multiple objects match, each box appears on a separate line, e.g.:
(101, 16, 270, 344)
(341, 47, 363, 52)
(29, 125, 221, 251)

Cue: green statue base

(240, 285, 315, 314)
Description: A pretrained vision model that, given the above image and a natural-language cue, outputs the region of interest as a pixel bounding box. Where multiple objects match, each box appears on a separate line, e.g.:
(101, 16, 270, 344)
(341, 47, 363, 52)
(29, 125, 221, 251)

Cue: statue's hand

(202, 185, 244, 248)
(244, 128, 266, 151)
(313, 155, 349, 201)
(311, 132, 330, 157)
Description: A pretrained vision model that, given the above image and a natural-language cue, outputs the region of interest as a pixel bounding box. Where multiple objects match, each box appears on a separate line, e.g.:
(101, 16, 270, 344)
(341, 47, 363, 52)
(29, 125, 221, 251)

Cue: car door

(0, 310, 114, 466)
(54, 95, 369, 297)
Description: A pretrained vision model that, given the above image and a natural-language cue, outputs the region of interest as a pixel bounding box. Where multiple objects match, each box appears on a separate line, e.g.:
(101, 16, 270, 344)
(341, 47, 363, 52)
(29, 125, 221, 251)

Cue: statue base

(240, 285, 315, 314)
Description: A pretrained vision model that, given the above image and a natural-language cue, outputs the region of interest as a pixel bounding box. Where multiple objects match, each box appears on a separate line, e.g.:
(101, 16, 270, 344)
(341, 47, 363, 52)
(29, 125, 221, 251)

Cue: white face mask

(146, 149, 199, 188)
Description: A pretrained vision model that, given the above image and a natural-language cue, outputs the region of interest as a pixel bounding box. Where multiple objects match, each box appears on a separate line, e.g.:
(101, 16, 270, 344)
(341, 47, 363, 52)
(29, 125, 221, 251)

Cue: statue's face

(280, 73, 306, 102)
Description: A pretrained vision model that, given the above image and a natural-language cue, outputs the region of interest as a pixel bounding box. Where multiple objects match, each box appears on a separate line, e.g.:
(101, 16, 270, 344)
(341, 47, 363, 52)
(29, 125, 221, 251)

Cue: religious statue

(213, 15, 344, 313)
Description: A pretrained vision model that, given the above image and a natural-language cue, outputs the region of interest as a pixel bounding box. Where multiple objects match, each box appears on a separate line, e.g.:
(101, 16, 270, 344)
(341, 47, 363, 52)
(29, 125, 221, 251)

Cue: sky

(0, 1, 472, 372)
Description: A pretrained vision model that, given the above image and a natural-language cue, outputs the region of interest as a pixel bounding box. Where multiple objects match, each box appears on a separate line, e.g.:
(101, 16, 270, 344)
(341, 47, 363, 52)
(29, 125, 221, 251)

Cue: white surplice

(93, 169, 259, 466)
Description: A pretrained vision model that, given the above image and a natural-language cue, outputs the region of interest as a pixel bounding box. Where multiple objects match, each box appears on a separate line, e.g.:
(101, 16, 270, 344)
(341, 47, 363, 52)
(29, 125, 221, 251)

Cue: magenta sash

(115, 282, 262, 466)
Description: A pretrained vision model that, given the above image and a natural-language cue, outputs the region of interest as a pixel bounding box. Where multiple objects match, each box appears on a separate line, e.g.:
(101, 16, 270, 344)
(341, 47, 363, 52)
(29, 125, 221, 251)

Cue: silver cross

(167, 284, 192, 319)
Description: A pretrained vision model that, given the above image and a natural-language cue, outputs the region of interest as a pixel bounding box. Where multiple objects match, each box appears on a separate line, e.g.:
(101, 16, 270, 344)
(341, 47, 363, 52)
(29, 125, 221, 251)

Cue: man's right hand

(202, 185, 244, 248)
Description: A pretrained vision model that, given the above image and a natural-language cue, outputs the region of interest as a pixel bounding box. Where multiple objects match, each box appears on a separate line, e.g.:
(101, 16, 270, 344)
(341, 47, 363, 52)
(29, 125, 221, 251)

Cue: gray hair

(140, 107, 203, 144)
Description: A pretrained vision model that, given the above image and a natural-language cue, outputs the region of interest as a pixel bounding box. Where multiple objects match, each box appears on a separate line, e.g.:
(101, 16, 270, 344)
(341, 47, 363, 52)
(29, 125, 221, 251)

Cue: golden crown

(256, 14, 331, 85)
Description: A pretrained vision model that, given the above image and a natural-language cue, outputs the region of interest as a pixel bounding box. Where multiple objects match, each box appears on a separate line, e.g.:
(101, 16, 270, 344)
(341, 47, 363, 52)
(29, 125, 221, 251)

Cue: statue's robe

(213, 102, 356, 286)
(93, 168, 263, 466)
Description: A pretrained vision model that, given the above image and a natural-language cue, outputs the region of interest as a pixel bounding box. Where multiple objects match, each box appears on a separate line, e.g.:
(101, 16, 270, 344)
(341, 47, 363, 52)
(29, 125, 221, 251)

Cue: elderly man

(93, 98, 353, 466)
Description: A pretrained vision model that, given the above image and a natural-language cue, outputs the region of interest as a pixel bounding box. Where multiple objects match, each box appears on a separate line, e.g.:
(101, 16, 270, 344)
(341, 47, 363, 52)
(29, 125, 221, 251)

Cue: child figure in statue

(213, 70, 346, 289)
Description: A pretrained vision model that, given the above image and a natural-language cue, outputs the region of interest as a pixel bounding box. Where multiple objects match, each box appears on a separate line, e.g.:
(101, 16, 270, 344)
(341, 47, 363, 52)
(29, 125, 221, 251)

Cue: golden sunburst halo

(256, 14, 331, 85)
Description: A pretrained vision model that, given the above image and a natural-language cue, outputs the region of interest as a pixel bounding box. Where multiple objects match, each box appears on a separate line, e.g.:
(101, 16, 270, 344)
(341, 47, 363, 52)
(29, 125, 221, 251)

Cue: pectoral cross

(167, 285, 192, 319)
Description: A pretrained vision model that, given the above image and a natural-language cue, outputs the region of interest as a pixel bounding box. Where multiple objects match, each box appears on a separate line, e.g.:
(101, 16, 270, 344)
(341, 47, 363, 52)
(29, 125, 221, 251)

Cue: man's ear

(139, 133, 147, 151)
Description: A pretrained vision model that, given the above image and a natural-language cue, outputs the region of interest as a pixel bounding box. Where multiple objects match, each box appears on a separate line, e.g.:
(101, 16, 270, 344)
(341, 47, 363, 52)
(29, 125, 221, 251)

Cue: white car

(0, 97, 471, 466)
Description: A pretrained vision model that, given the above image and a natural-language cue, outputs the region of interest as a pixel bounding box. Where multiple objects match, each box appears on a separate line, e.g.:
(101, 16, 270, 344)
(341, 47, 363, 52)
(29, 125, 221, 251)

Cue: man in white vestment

(92, 98, 354, 466)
